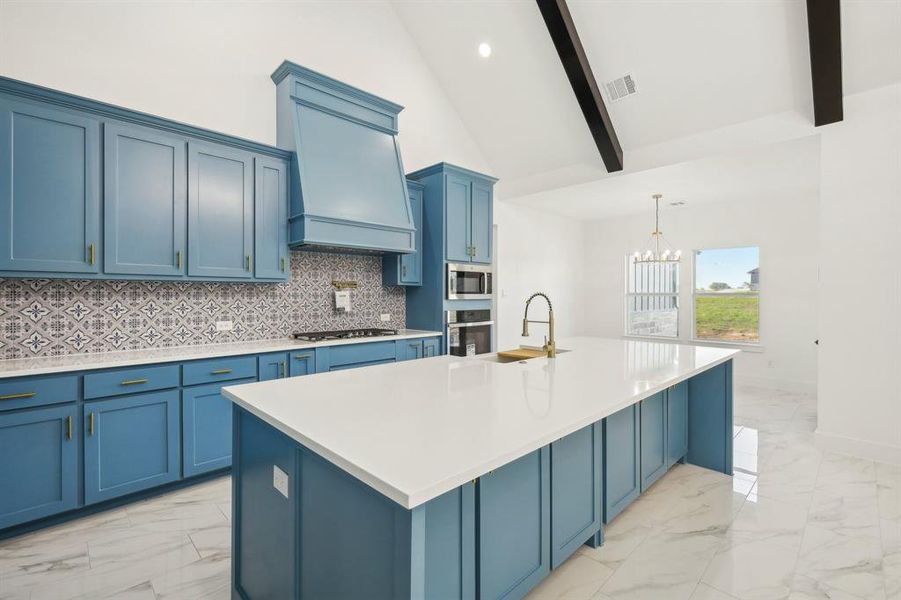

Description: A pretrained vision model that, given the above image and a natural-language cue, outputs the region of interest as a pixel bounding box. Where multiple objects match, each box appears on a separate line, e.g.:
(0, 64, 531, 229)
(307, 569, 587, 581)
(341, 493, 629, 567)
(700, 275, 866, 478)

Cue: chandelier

(631, 194, 681, 264)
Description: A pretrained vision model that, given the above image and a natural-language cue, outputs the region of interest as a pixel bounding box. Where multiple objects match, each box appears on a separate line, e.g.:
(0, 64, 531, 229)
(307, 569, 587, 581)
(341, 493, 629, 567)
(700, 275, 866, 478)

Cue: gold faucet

(522, 292, 556, 358)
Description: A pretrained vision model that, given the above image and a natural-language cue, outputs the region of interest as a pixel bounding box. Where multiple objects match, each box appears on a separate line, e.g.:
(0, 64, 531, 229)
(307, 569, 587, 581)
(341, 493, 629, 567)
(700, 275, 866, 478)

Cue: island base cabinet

(640, 392, 667, 492)
(603, 404, 640, 523)
(83, 390, 180, 505)
(687, 361, 733, 475)
(0, 405, 78, 529)
(478, 448, 550, 600)
(667, 381, 689, 468)
(550, 423, 602, 568)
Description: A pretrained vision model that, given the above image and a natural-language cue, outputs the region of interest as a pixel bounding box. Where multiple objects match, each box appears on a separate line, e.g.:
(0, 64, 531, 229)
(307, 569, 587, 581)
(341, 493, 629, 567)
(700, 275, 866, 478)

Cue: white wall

(494, 202, 586, 351)
(816, 84, 901, 464)
(0, 0, 489, 174)
(581, 183, 820, 392)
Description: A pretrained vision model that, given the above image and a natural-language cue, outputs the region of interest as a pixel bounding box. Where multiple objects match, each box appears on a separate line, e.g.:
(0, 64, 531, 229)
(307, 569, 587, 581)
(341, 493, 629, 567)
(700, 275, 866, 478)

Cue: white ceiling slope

(393, 0, 900, 201)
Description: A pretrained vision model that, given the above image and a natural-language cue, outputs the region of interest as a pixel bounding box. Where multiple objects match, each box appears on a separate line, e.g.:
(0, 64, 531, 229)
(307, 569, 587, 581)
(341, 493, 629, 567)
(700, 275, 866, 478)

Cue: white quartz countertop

(0, 330, 442, 379)
(222, 337, 739, 509)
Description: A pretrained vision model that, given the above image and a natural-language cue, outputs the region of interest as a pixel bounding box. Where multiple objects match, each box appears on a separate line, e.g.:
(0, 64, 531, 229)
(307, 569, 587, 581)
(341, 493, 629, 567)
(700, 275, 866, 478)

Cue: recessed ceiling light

(478, 43, 492, 58)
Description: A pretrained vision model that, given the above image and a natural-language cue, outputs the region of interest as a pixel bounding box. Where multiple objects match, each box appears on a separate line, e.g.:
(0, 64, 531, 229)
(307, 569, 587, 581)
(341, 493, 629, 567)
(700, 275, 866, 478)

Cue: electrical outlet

(215, 320, 233, 332)
(272, 465, 289, 499)
(380, 313, 391, 322)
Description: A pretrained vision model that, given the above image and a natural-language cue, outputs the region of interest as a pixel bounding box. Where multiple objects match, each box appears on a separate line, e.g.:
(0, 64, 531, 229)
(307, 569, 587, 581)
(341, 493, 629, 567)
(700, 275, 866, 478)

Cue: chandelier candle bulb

(632, 194, 682, 264)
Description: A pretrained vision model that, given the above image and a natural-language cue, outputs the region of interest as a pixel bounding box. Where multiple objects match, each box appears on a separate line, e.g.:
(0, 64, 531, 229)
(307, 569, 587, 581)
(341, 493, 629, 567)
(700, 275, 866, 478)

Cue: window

(625, 259, 679, 338)
(693, 247, 760, 344)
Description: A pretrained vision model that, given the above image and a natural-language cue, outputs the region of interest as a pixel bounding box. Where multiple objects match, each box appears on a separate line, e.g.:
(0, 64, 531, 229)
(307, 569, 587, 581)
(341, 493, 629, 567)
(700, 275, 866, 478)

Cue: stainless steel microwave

(447, 263, 493, 300)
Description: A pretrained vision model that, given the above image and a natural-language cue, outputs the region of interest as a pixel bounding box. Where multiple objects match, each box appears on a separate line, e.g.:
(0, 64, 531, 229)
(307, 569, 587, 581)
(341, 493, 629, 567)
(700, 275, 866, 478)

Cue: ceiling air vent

(604, 73, 637, 102)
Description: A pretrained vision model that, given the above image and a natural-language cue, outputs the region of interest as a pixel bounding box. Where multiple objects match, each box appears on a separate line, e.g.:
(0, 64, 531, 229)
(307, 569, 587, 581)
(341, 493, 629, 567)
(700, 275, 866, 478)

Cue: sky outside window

(695, 247, 759, 291)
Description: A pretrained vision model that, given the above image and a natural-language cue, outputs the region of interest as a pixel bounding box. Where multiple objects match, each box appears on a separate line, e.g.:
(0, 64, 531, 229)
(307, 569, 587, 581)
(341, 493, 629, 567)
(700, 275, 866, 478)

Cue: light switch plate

(273, 465, 289, 499)
(215, 320, 233, 332)
(380, 313, 391, 322)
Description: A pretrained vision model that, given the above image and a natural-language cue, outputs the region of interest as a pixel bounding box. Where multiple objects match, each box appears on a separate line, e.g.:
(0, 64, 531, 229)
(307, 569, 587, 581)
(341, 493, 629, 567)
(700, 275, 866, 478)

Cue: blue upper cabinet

(254, 156, 289, 281)
(104, 123, 186, 276)
(271, 61, 415, 254)
(383, 181, 423, 286)
(188, 142, 254, 279)
(0, 96, 101, 274)
(407, 163, 497, 265)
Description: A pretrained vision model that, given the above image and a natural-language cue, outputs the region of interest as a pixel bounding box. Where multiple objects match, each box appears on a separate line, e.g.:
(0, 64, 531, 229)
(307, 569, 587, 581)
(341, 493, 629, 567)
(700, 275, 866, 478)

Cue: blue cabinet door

(183, 378, 254, 477)
(0, 404, 78, 528)
(84, 390, 180, 504)
(0, 97, 100, 274)
(640, 392, 668, 492)
(188, 142, 253, 279)
(550, 422, 602, 568)
(470, 180, 492, 264)
(289, 350, 315, 377)
(258, 352, 288, 381)
(667, 381, 689, 467)
(603, 404, 640, 523)
(398, 339, 424, 361)
(254, 156, 289, 281)
(445, 174, 471, 262)
(104, 123, 186, 276)
(687, 361, 733, 475)
(478, 448, 550, 600)
(423, 337, 441, 358)
(384, 182, 424, 286)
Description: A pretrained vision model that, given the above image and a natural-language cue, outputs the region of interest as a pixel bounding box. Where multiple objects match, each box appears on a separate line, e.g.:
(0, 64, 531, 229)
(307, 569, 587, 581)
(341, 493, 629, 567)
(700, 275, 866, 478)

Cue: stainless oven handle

(446, 321, 494, 328)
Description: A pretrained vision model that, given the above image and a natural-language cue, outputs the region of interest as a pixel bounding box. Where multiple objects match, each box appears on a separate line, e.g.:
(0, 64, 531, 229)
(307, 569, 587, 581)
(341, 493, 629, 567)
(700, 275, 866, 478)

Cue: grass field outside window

(693, 247, 760, 344)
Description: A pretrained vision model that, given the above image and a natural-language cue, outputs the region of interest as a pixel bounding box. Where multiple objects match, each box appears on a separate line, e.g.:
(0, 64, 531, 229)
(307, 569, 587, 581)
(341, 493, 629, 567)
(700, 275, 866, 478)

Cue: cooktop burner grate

(292, 328, 398, 342)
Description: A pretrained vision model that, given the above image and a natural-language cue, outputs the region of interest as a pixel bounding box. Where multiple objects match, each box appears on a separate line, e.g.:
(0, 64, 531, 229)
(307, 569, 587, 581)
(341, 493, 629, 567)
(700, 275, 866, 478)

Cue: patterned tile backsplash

(0, 251, 406, 359)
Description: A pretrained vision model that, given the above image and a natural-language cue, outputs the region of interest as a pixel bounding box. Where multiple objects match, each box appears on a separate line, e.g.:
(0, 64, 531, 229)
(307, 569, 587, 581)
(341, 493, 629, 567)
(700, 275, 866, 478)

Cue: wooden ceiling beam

(806, 0, 843, 126)
(536, 0, 623, 172)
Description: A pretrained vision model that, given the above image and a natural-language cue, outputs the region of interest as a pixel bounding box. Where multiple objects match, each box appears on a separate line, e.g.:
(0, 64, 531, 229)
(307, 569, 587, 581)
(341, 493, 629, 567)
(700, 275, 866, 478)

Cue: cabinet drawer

(84, 364, 180, 399)
(0, 374, 79, 412)
(328, 341, 397, 369)
(183, 356, 257, 386)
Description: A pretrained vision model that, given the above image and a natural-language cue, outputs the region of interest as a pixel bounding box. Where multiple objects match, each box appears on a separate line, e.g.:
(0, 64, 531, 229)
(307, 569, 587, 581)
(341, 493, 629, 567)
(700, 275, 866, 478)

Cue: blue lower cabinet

(550, 422, 602, 568)
(258, 352, 288, 381)
(316, 340, 398, 373)
(0, 404, 78, 529)
(289, 350, 315, 377)
(667, 382, 689, 467)
(640, 392, 668, 492)
(603, 404, 640, 523)
(478, 447, 550, 600)
(83, 390, 180, 504)
(421, 483, 476, 600)
(397, 339, 424, 361)
(423, 337, 441, 358)
(183, 379, 255, 477)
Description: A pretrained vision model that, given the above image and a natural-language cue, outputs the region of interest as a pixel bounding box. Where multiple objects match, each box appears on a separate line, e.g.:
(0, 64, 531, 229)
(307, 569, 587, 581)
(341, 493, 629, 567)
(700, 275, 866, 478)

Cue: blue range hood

(272, 61, 415, 254)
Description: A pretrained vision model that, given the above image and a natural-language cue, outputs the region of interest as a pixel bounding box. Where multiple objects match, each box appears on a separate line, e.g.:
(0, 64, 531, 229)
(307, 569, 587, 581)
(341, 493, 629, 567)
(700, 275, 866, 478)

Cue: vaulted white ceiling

(392, 0, 901, 206)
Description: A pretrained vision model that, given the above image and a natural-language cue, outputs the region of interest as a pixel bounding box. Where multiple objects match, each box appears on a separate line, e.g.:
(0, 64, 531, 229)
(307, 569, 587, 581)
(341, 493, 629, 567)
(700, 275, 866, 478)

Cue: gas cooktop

(292, 328, 398, 342)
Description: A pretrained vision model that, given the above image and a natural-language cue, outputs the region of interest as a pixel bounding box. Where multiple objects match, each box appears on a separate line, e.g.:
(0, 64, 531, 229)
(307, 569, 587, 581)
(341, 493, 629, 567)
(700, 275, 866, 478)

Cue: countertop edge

(223, 348, 739, 510)
(0, 330, 443, 379)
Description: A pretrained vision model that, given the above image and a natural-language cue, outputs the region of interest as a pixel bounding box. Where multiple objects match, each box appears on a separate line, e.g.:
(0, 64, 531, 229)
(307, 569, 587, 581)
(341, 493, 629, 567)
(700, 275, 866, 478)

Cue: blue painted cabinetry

(550, 422, 602, 568)
(445, 173, 472, 262)
(478, 448, 550, 600)
(188, 143, 254, 279)
(383, 181, 423, 286)
(254, 156, 290, 280)
(0, 404, 78, 529)
(183, 379, 255, 477)
(470, 180, 493, 264)
(603, 404, 640, 523)
(289, 350, 316, 377)
(104, 123, 186, 276)
(83, 390, 180, 504)
(423, 337, 440, 358)
(640, 392, 668, 492)
(258, 352, 288, 381)
(0, 97, 100, 274)
(398, 339, 424, 361)
(667, 381, 689, 467)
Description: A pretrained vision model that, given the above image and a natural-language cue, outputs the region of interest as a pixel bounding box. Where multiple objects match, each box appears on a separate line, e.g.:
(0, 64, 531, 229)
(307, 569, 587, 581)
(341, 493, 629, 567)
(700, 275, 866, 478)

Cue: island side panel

(686, 359, 734, 475)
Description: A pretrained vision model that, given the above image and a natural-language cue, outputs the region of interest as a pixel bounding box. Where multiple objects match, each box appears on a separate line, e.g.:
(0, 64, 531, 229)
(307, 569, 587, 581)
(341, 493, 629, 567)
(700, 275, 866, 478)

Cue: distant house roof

(748, 268, 759, 275)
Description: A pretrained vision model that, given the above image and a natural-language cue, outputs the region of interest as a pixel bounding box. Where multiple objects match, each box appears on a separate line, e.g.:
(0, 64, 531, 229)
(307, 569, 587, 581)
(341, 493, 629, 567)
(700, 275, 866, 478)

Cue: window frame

(623, 255, 680, 340)
(690, 246, 762, 347)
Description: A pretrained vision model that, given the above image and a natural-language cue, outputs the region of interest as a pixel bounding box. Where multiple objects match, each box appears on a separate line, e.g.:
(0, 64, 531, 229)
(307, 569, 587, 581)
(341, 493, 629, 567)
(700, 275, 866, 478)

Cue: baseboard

(734, 374, 817, 395)
(815, 429, 901, 465)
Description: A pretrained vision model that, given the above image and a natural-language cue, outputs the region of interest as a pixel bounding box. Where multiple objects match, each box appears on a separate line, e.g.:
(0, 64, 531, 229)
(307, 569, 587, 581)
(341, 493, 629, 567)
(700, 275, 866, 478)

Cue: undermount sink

(479, 349, 571, 364)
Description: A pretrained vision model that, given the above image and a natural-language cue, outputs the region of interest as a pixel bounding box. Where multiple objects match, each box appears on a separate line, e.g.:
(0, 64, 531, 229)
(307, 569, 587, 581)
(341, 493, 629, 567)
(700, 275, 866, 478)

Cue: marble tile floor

(0, 384, 898, 599)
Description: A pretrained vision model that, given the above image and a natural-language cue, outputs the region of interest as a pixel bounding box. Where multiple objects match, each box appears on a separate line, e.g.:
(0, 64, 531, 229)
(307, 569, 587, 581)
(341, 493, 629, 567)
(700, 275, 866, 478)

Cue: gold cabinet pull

(66, 416, 73, 440)
(88, 412, 95, 435)
(279, 361, 286, 378)
(294, 354, 309, 360)
(210, 368, 233, 375)
(0, 392, 36, 401)
(176, 250, 183, 269)
(88, 242, 96, 265)
(246, 255, 252, 271)
(120, 378, 148, 386)
(281, 256, 287, 272)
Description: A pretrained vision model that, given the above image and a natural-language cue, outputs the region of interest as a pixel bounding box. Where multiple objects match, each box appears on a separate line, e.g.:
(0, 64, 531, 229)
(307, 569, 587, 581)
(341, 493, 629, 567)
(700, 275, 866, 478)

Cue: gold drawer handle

(89, 412, 95, 435)
(210, 368, 233, 375)
(0, 392, 36, 401)
(294, 354, 310, 360)
(120, 378, 148, 386)
(66, 416, 73, 440)
(89, 242, 96, 265)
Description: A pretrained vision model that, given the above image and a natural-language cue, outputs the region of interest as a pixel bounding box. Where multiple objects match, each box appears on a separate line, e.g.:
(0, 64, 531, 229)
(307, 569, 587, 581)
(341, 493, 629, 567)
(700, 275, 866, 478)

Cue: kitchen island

(223, 337, 738, 600)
